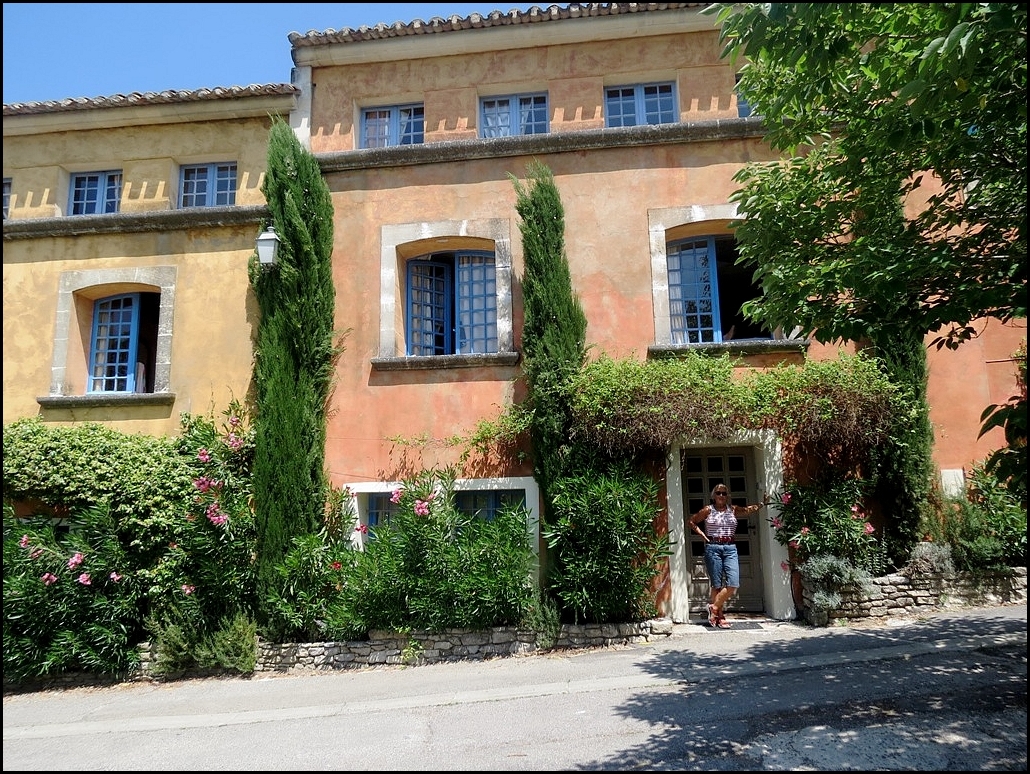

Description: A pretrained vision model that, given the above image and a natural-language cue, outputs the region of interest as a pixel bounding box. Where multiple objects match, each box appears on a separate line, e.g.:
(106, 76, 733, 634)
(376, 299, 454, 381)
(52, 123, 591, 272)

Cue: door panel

(683, 448, 764, 613)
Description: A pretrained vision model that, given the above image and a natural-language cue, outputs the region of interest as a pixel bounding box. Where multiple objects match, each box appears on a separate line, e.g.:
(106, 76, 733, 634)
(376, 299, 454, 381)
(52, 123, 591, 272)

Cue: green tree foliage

(709, 2, 1025, 350)
(978, 342, 1027, 505)
(707, 2, 1026, 546)
(510, 161, 588, 502)
(568, 350, 901, 478)
(250, 117, 342, 619)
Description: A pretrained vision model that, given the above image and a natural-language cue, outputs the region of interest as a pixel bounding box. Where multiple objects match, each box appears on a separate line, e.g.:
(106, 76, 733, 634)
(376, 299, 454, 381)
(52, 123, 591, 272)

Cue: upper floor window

(69, 170, 122, 215)
(605, 82, 676, 128)
(735, 74, 753, 118)
(480, 94, 548, 138)
(407, 251, 497, 356)
(667, 235, 771, 344)
(179, 163, 236, 208)
(88, 292, 159, 393)
(361, 104, 425, 148)
(2, 178, 10, 219)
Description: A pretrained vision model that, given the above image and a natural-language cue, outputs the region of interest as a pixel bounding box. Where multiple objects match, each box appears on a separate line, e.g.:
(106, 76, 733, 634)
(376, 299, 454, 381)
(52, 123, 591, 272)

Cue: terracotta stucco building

(3, 4, 1024, 622)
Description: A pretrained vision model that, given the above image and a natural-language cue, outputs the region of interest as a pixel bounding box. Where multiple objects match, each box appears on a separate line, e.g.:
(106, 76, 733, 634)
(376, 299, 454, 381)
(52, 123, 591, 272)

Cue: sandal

(716, 616, 732, 629)
(707, 604, 719, 627)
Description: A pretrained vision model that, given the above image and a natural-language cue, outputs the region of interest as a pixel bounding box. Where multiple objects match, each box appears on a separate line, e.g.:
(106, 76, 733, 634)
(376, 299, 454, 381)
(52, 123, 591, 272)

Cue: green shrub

(263, 531, 364, 643)
(905, 541, 955, 577)
(522, 587, 562, 650)
(771, 478, 882, 572)
(798, 553, 872, 626)
(544, 461, 671, 624)
(926, 463, 1027, 573)
(193, 613, 258, 673)
(147, 610, 257, 677)
(3, 502, 142, 681)
(3, 416, 196, 570)
(344, 468, 538, 633)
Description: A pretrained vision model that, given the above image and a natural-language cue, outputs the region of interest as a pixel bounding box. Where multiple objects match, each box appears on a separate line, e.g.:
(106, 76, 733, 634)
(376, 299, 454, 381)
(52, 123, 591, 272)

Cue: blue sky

(2, 3, 547, 104)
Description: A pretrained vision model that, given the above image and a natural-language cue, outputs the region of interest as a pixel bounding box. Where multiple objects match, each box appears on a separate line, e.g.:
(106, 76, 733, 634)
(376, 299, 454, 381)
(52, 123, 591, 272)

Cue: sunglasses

(714, 491, 729, 495)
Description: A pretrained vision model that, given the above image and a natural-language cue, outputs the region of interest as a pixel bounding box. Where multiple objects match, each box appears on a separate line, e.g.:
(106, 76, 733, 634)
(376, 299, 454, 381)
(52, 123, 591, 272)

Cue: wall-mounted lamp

(256, 226, 281, 267)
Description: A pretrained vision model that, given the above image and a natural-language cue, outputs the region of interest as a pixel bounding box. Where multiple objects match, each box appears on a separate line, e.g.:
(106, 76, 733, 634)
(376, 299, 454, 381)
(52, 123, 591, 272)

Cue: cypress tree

(250, 117, 339, 623)
(511, 161, 587, 509)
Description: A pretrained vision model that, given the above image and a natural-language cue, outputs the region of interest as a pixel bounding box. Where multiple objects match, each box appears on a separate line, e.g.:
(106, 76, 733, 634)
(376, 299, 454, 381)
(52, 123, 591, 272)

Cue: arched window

(406, 251, 498, 356)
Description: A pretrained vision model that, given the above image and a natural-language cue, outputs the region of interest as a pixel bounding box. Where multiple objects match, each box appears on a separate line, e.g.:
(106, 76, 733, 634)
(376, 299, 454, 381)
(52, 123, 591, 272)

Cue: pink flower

(197, 448, 211, 463)
(414, 499, 430, 516)
(354, 524, 368, 534)
(771, 517, 783, 529)
(789, 540, 800, 549)
(800, 526, 810, 535)
(390, 488, 404, 504)
(110, 572, 122, 582)
(781, 493, 792, 505)
(41, 572, 58, 586)
(226, 433, 243, 450)
(19, 534, 31, 548)
(229, 415, 242, 428)
(77, 573, 92, 586)
(331, 561, 343, 571)
(864, 522, 875, 534)
(67, 552, 84, 569)
(181, 584, 195, 595)
(195, 475, 222, 493)
(780, 561, 791, 573)
(206, 503, 228, 525)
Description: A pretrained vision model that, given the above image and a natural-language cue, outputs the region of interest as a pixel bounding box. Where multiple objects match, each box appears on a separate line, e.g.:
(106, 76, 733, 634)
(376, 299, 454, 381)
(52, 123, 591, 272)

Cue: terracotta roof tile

(289, 3, 701, 47)
(3, 83, 298, 117)
(4, 4, 701, 115)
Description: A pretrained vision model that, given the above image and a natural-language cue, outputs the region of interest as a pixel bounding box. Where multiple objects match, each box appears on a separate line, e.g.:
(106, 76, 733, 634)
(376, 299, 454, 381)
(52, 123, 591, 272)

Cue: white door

(682, 447, 765, 613)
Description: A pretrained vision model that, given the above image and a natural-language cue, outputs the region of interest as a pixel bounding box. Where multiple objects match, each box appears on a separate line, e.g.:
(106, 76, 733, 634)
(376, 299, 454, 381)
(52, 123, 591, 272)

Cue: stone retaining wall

(133, 619, 676, 676)
(9, 568, 1024, 690)
(802, 567, 1027, 626)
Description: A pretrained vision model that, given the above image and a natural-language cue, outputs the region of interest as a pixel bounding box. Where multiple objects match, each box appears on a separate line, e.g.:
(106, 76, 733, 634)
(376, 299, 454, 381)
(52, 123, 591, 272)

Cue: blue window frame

(179, 163, 236, 208)
(367, 493, 400, 534)
(605, 82, 676, 127)
(87, 292, 159, 393)
(406, 251, 497, 356)
(668, 235, 771, 344)
(364, 488, 525, 541)
(735, 74, 753, 118)
(69, 170, 122, 215)
(455, 490, 525, 522)
(480, 94, 548, 138)
(361, 104, 425, 148)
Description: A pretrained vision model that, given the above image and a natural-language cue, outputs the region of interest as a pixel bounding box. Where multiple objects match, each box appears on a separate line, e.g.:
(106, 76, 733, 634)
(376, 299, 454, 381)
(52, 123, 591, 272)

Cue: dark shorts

(704, 543, 740, 588)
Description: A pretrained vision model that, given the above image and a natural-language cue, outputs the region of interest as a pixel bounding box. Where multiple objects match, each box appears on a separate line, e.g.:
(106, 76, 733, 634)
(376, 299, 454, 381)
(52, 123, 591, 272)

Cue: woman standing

(687, 484, 769, 628)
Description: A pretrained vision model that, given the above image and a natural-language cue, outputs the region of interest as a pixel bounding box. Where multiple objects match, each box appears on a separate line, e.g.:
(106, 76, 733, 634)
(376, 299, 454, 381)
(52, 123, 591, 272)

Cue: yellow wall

(3, 104, 289, 435)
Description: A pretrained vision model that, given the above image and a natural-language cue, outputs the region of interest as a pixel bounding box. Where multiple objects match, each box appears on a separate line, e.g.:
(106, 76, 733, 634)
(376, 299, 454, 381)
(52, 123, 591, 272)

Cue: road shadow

(573, 607, 1028, 771)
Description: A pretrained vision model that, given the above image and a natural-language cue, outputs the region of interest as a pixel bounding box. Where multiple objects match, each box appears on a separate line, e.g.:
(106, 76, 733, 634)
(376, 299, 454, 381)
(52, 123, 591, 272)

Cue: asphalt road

(3, 604, 1026, 771)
